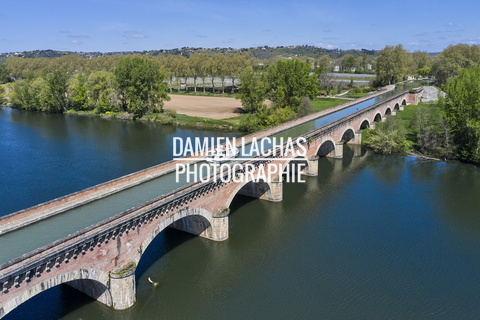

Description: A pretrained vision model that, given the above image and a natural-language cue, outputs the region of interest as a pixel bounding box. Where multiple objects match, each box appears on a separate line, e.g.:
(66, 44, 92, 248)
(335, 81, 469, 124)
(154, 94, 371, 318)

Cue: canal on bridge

(0, 82, 423, 265)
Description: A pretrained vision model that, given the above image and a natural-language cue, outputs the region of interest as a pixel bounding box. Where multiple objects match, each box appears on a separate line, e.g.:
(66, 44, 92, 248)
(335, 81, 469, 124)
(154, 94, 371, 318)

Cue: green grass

(311, 97, 346, 112)
(318, 89, 347, 96)
(345, 92, 370, 99)
(65, 109, 133, 119)
(390, 103, 426, 146)
(142, 112, 243, 130)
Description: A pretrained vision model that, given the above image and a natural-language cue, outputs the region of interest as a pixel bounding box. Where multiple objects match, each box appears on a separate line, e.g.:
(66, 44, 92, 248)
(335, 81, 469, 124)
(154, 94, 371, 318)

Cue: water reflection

(436, 161, 480, 235)
(365, 154, 406, 184)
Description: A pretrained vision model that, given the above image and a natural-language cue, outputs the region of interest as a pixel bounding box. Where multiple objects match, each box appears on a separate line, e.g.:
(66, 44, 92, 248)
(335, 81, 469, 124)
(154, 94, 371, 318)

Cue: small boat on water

(206, 146, 239, 163)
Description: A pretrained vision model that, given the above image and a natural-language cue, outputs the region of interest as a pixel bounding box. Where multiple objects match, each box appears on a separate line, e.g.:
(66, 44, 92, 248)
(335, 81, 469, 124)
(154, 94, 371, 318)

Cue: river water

(2, 85, 480, 319)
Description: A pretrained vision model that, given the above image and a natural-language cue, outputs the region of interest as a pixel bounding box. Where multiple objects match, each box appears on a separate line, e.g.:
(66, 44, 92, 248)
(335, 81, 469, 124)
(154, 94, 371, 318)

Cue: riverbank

(64, 109, 242, 131)
(361, 92, 475, 164)
(58, 95, 349, 131)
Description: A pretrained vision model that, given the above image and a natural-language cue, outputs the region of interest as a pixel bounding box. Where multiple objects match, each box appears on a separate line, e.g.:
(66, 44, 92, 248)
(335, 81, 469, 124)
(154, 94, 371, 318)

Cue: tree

(213, 54, 228, 93)
(364, 116, 409, 154)
(297, 96, 314, 117)
(316, 67, 336, 95)
(341, 54, 356, 72)
(239, 105, 296, 132)
(68, 73, 89, 110)
(0, 85, 5, 102)
(265, 59, 319, 111)
(0, 62, 11, 83)
(189, 53, 205, 92)
(417, 67, 431, 78)
(226, 53, 250, 90)
(177, 55, 190, 92)
(9, 77, 50, 111)
(87, 71, 117, 111)
(238, 68, 267, 113)
(375, 45, 410, 85)
(315, 55, 331, 70)
(197, 54, 211, 93)
(360, 53, 368, 71)
(431, 43, 480, 86)
(412, 51, 431, 70)
(206, 55, 218, 93)
(355, 67, 364, 74)
(442, 65, 480, 163)
(410, 104, 451, 157)
(46, 70, 69, 113)
(114, 57, 170, 118)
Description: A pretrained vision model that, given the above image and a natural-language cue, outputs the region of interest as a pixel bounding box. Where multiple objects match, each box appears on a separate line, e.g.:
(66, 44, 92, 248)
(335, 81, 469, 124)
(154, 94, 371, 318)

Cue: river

(2, 86, 480, 319)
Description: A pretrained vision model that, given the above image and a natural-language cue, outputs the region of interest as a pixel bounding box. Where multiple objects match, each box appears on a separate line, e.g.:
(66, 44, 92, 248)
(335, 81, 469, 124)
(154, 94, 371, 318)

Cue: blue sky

(2, 0, 479, 53)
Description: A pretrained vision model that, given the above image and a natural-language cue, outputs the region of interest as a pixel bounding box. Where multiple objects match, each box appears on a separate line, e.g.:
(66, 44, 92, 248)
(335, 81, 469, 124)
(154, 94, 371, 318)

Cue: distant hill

(0, 45, 380, 60)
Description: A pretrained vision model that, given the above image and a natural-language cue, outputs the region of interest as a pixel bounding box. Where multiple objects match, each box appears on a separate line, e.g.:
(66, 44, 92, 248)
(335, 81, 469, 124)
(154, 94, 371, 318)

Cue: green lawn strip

(345, 92, 370, 99)
(311, 97, 346, 112)
(142, 112, 241, 130)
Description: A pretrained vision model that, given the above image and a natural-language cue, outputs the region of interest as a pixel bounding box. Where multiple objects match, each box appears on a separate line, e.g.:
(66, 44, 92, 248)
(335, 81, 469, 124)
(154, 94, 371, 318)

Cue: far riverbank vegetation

(364, 62, 480, 165)
(1, 43, 480, 163)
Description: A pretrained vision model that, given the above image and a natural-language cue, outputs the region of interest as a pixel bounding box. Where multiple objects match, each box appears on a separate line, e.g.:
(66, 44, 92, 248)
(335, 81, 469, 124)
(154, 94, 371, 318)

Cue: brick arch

(359, 118, 370, 130)
(373, 112, 383, 123)
(341, 126, 356, 143)
(1, 268, 111, 318)
(137, 207, 217, 266)
(385, 107, 392, 116)
(402, 99, 407, 106)
(224, 178, 279, 209)
(316, 137, 337, 157)
(280, 155, 309, 176)
(394, 103, 400, 111)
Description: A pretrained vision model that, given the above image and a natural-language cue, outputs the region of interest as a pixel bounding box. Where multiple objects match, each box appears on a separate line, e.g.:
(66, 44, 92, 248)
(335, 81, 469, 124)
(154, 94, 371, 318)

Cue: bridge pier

(207, 213, 229, 241)
(326, 142, 343, 159)
(109, 261, 136, 310)
(265, 181, 283, 201)
(303, 157, 319, 176)
(346, 130, 362, 145)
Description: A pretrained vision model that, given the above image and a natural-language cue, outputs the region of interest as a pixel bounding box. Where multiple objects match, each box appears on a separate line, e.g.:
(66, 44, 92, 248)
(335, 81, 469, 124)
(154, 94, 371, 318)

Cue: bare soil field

(163, 95, 244, 119)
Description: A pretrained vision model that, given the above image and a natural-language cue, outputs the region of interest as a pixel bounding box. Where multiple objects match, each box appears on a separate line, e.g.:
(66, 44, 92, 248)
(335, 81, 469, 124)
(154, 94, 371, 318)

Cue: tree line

(3, 52, 250, 92)
(373, 43, 480, 86)
(4, 53, 251, 118)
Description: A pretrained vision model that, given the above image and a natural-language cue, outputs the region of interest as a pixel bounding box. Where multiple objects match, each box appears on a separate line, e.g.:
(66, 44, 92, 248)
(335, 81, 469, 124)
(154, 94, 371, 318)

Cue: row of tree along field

(1, 53, 250, 93)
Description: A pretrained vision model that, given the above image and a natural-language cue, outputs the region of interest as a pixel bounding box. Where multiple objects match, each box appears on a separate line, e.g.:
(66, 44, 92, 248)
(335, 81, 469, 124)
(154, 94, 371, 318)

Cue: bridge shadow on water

(3, 281, 97, 320)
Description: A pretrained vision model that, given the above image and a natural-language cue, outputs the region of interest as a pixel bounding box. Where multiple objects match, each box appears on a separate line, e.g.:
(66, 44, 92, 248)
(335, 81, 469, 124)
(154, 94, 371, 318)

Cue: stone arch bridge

(0, 89, 422, 318)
